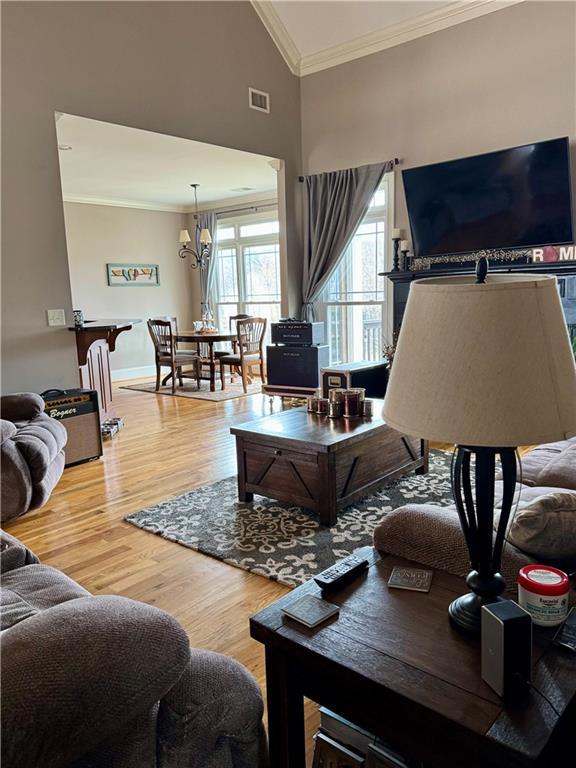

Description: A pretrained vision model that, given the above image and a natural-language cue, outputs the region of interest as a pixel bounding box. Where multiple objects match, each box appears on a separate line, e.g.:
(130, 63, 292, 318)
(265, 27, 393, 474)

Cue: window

(317, 175, 394, 365)
(211, 211, 281, 343)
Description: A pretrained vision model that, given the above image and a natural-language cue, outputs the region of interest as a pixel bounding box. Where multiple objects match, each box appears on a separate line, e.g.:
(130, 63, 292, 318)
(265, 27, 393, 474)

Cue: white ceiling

(252, 0, 526, 76)
(56, 113, 278, 212)
(274, 0, 448, 55)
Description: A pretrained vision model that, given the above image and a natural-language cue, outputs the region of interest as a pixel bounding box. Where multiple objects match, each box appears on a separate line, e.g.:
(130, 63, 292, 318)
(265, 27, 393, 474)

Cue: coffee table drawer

(242, 440, 318, 465)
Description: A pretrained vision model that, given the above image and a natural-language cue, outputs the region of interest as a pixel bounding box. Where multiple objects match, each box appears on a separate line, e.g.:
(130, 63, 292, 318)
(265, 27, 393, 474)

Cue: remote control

(314, 554, 369, 590)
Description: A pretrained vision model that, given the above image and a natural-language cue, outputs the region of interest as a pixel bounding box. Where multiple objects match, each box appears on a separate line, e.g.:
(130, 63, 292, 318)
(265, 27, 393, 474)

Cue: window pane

(361, 305, 382, 361)
(217, 303, 240, 334)
(245, 302, 281, 347)
(324, 222, 386, 303)
(216, 247, 238, 302)
(326, 304, 382, 363)
(239, 220, 279, 238)
(243, 244, 280, 302)
(217, 225, 235, 241)
(327, 305, 346, 365)
(369, 188, 386, 208)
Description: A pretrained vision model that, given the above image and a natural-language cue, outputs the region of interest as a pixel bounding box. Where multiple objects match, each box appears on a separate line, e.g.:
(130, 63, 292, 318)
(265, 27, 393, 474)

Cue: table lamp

(383, 261, 576, 633)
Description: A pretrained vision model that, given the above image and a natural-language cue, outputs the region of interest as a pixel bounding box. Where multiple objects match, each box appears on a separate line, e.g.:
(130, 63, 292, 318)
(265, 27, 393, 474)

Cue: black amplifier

(267, 344, 330, 389)
(41, 388, 103, 467)
(271, 321, 325, 346)
(321, 361, 389, 399)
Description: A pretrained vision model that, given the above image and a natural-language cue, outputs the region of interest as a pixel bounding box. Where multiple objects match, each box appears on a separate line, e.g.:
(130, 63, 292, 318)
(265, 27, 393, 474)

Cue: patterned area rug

(121, 379, 262, 401)
(125, 451, 454, 586)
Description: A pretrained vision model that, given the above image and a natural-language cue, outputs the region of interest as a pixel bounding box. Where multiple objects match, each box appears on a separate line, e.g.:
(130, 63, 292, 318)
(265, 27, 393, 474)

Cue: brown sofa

(1, 392, 67, 522)
(373, 438, 576, 586)
(516, 437, 576, 491)
(0, 531, 266, 768)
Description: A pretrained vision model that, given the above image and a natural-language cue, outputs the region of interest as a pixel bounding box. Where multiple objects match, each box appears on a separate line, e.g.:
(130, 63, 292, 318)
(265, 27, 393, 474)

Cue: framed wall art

(106, 263, 160, 286)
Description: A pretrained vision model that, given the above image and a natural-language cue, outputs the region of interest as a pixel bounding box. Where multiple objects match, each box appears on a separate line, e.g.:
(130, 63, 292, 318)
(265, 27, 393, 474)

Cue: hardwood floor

(5, 384, 322, 762)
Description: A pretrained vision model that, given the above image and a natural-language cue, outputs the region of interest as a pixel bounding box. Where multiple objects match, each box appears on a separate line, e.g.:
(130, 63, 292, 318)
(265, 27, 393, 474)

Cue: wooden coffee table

(230, 400, 428, 526)
(250, 547, 576, 768)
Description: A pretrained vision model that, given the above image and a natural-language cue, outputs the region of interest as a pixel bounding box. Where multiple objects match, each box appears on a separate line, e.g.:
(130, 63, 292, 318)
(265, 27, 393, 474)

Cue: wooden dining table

(173, 331, 237, 391)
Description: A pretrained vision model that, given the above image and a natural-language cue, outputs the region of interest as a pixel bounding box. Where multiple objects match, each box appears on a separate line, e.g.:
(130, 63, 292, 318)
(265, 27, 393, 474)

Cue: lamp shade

(178, 229, 191, 244)
(383, 273, 576, 447)
(199, 228, 212, 246)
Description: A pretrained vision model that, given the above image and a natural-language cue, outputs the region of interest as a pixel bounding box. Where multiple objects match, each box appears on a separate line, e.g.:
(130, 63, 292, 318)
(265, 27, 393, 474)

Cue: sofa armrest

(157, 649, 266, 768)
(1, 393, 45, 423)
(372, 504, 535, 588)
(1, 595, 190, 768)
(0, 530, 40, 573)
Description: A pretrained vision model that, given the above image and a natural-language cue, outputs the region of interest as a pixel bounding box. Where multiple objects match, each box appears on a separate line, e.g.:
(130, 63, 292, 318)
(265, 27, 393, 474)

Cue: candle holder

(401, 249, 409, 271)
(392, 238, 401, 272)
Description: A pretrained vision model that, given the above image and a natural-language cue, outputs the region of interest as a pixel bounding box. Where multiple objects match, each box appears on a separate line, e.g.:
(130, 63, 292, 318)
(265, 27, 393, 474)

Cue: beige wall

(1, 1, 301, 393)
(63, 202, 200, 377)
(301, 1, 576, 235)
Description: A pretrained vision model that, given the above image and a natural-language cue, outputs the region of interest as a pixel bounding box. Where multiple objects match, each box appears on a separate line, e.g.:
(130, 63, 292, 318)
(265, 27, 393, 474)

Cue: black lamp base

(448, 593, 506, 635)
(450, 445, 518, 636)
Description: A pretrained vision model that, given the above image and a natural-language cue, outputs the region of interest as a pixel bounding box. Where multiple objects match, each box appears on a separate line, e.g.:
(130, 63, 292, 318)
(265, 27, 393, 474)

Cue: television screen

(402, 138, 573, 258)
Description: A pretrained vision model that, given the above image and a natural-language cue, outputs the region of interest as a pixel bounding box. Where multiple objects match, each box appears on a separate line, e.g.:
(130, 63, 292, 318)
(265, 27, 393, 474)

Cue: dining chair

(212, 314, 251, 361)
(147, 318, 201, 394)
(214, 314, 253, 385)
(218, 317, 267, 393)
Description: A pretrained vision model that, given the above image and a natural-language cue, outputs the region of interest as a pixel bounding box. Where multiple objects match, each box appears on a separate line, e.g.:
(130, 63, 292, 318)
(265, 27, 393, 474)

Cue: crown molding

(63, 191, 278, 215)
(250, 1, 300, 76)
(63, 195, 190, 213)
(252, 0, 526, 78)
(196, 190, 278, 214)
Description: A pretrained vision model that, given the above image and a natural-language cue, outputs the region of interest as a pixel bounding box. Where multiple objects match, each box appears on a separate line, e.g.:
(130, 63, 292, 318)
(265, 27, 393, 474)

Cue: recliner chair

(0, 530, 267, 768)
(1, 392, 67, 522)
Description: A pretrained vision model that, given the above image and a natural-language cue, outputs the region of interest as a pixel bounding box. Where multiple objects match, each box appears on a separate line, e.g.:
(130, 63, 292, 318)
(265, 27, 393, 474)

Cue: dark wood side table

(231, 401, 428, 526)
(250, 547, 576, 768)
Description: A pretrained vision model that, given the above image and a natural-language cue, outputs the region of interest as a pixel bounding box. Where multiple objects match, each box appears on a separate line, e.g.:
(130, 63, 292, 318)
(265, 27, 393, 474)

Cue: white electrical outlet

(47, 309, 66, 327)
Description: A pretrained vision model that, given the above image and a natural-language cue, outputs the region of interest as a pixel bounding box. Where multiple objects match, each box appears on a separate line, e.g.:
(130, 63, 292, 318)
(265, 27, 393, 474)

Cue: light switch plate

(47, 309, 66, 327)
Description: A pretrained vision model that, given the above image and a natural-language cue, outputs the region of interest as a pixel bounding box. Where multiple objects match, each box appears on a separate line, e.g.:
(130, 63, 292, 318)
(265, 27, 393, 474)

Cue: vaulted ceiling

(251, 0, 525, 76)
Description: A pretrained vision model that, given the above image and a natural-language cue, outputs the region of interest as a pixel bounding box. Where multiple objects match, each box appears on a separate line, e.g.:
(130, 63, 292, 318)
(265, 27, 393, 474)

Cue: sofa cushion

(1, 438, 33, 522)
(519, 438, 576, 490)
(1, 420, 17, 443)
(1, 392, 45, 422)
(30, 450, 66, 510)
(11, 413, 67, 486)
(0, 564, 90, 630)
(505, 491, 576, 560)
(0, 530, 40, 574)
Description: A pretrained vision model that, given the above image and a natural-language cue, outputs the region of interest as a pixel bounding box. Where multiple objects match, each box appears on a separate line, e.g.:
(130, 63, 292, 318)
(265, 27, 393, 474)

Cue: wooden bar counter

(69, 319, 140, 418)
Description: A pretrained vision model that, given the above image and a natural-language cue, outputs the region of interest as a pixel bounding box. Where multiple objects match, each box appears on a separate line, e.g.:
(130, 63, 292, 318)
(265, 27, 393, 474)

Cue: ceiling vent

(249, 88, 270, 114)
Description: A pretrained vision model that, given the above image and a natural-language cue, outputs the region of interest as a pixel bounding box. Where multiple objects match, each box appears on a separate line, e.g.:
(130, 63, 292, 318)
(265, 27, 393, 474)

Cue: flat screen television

(402, 137, 573, 259)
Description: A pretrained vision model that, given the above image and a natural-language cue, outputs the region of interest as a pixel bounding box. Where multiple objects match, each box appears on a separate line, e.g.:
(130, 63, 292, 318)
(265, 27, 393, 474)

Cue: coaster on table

(282, 595, 339, 628)
(388, 566, 433, 593)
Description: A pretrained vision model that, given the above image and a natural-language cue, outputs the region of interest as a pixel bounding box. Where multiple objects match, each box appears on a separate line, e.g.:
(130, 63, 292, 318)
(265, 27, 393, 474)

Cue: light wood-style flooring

(5, 384, 323, 761)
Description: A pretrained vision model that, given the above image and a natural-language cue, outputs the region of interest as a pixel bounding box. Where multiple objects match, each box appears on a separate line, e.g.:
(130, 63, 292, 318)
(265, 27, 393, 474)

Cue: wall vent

(249, 88, 270, 114)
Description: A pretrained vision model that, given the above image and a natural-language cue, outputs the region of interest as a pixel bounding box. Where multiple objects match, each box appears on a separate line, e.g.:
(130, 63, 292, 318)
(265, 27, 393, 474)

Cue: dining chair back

(228, 314, 251, 354)
(218, 317, 267, 394)
(147, 318, 200, 393)
(236, 317, 266, 357)
(147, 318, 175, 358)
